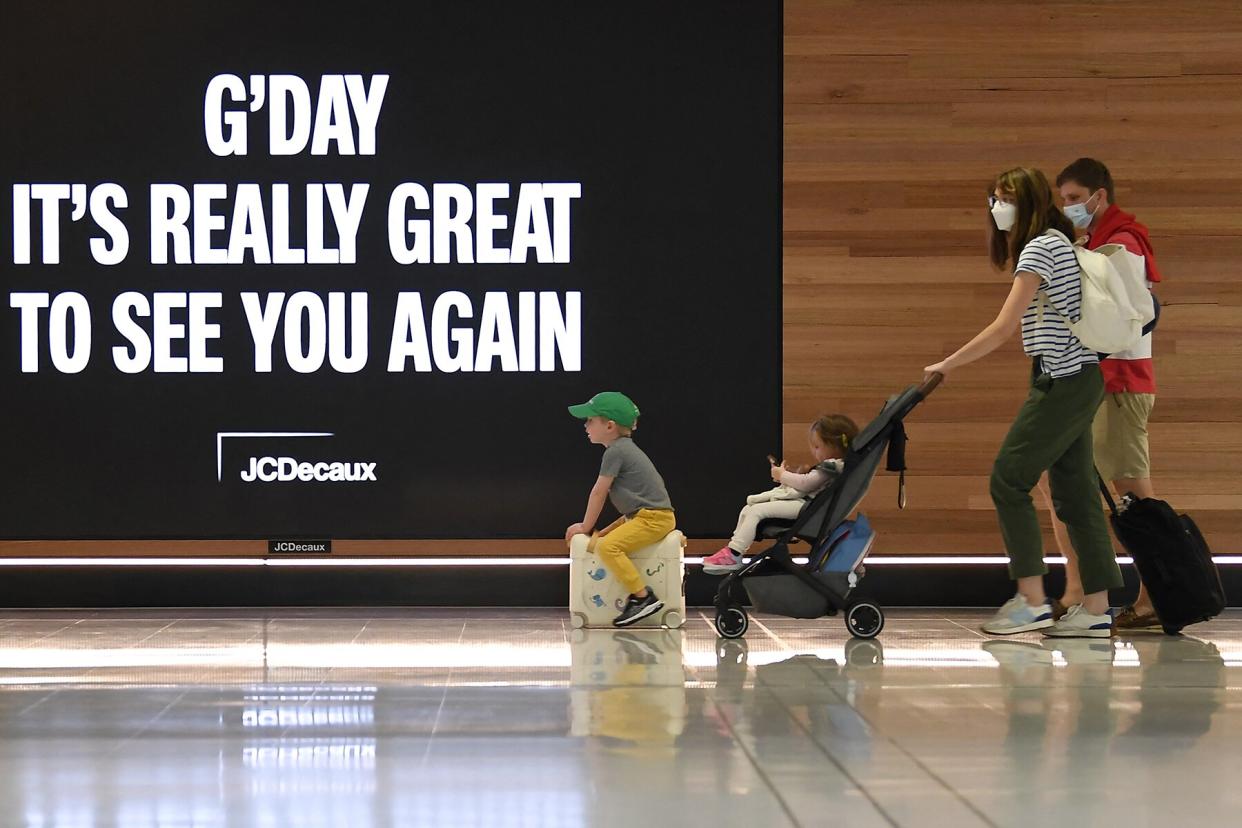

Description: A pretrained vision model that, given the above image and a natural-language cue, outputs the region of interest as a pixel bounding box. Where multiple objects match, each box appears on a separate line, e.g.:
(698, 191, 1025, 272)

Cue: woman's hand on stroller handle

(919, 368, 946, 394)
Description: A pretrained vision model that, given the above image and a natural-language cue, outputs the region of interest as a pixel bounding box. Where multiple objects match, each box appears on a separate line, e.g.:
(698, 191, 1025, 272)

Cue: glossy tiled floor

(1, 608, 1239, 827)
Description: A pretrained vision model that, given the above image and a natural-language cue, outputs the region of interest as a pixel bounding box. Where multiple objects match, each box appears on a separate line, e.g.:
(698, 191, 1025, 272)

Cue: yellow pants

(595, 509, 676, 594)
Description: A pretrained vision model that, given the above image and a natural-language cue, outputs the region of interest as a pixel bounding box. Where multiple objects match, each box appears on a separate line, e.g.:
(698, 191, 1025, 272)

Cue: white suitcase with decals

(568, 529, 685, 628)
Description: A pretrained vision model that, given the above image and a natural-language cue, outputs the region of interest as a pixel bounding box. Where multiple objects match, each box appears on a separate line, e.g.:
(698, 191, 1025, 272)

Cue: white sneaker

(981, 593, 1054, 635)
(1042, 604, 1113, 639)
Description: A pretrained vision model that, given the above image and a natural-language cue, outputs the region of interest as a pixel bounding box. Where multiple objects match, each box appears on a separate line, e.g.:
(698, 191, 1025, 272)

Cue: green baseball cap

(567, 391, 641, 427)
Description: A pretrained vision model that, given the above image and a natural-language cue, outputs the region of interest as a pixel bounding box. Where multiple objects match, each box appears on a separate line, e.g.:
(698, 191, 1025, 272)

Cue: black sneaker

(612, 590, 664, 627)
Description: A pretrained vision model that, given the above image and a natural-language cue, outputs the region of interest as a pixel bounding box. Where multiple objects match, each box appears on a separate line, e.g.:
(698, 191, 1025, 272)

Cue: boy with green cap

(565, 391, 677, 627)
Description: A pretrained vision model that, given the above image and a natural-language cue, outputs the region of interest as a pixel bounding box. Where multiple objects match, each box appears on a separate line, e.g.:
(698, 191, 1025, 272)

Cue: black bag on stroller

(712, 373, 942, 640)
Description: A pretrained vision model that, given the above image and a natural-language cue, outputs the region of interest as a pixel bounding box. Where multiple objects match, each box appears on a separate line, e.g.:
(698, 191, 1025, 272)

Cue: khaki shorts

(1092, 392, 1155, 482)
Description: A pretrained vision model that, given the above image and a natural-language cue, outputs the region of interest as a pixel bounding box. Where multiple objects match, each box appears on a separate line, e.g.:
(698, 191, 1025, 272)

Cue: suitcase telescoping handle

(1097, 474, 1120, 516)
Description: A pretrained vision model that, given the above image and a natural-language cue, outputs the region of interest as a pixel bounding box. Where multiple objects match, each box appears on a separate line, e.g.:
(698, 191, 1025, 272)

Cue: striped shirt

(1015, 232, 1098, 379)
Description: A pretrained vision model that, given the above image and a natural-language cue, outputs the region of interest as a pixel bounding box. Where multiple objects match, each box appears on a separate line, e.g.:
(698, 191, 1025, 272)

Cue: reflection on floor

(1, 608, 1240, 827)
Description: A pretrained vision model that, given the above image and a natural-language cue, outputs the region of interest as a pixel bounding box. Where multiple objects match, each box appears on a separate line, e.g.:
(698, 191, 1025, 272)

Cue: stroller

(712, 373, 942, 640)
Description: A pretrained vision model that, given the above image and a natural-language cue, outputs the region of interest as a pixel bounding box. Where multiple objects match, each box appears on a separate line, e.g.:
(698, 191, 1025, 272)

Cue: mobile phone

(767, 454, 778, 465)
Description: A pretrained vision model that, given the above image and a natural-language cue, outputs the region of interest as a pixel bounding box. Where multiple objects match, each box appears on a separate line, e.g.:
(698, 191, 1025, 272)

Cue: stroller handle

(918, 371, 944, 397)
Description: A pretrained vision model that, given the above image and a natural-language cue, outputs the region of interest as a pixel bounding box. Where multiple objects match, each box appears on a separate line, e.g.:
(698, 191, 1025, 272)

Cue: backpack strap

(1029, 232, 1074, 327)
(1046, 228, 1074, 247)
(1141, 290, 1161, 336)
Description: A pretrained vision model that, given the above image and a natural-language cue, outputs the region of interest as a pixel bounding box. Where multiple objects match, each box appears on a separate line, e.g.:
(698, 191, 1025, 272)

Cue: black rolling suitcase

(1101, 483, 1225, 634)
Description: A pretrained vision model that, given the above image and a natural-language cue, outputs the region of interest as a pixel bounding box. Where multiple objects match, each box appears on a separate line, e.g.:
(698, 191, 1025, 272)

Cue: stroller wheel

(715, 607, 749, 639)
(845, 600, 884, 639)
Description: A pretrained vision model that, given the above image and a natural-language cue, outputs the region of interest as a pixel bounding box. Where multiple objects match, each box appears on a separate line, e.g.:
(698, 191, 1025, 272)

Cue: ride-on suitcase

(569, 527, 686, 629)
(1102, 484, 1225, 635)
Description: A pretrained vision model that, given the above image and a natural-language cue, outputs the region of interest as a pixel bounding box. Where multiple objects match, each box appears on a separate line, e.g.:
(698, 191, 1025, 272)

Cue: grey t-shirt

(599, 437, 674, 516)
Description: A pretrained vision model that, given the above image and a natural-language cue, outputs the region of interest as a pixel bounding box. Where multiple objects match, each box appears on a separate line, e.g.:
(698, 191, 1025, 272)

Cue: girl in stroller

(702, 414, 859, 574)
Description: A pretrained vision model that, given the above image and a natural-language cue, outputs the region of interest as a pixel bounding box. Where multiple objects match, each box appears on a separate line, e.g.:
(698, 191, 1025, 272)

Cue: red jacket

(1086, 204, 1162, 394)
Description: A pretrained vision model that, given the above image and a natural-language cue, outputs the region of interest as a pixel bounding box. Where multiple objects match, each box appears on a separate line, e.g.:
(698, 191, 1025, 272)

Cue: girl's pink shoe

(702, 546, 743, 574)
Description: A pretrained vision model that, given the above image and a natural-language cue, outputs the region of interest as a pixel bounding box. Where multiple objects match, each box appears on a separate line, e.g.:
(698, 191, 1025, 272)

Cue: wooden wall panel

(783, 0, 1242, 556)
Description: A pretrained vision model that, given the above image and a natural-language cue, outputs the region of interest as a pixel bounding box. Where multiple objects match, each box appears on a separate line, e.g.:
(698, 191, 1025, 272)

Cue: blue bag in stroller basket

(813, 513, 874, 573)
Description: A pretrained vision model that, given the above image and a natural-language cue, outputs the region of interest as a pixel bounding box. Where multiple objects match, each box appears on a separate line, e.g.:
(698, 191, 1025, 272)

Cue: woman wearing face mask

(924, 167, 1123, 638)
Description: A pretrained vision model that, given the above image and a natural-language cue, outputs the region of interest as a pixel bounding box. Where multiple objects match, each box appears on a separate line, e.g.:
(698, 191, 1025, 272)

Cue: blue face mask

(1063, 191, 1101, 229)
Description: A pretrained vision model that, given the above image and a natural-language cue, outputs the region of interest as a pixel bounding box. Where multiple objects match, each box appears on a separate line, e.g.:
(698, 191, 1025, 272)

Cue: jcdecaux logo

(216, 431, 377, 483)
(240, 456, 376, 482)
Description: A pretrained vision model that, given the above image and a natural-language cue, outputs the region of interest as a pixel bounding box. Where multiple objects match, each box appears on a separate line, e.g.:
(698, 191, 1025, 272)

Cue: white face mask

(1063, 191, 1101, 229)
(991, 201, 1017, 232)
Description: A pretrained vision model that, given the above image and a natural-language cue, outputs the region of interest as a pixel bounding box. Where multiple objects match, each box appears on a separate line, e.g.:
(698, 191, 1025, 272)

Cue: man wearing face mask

(1046, 157, 1165, 631)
